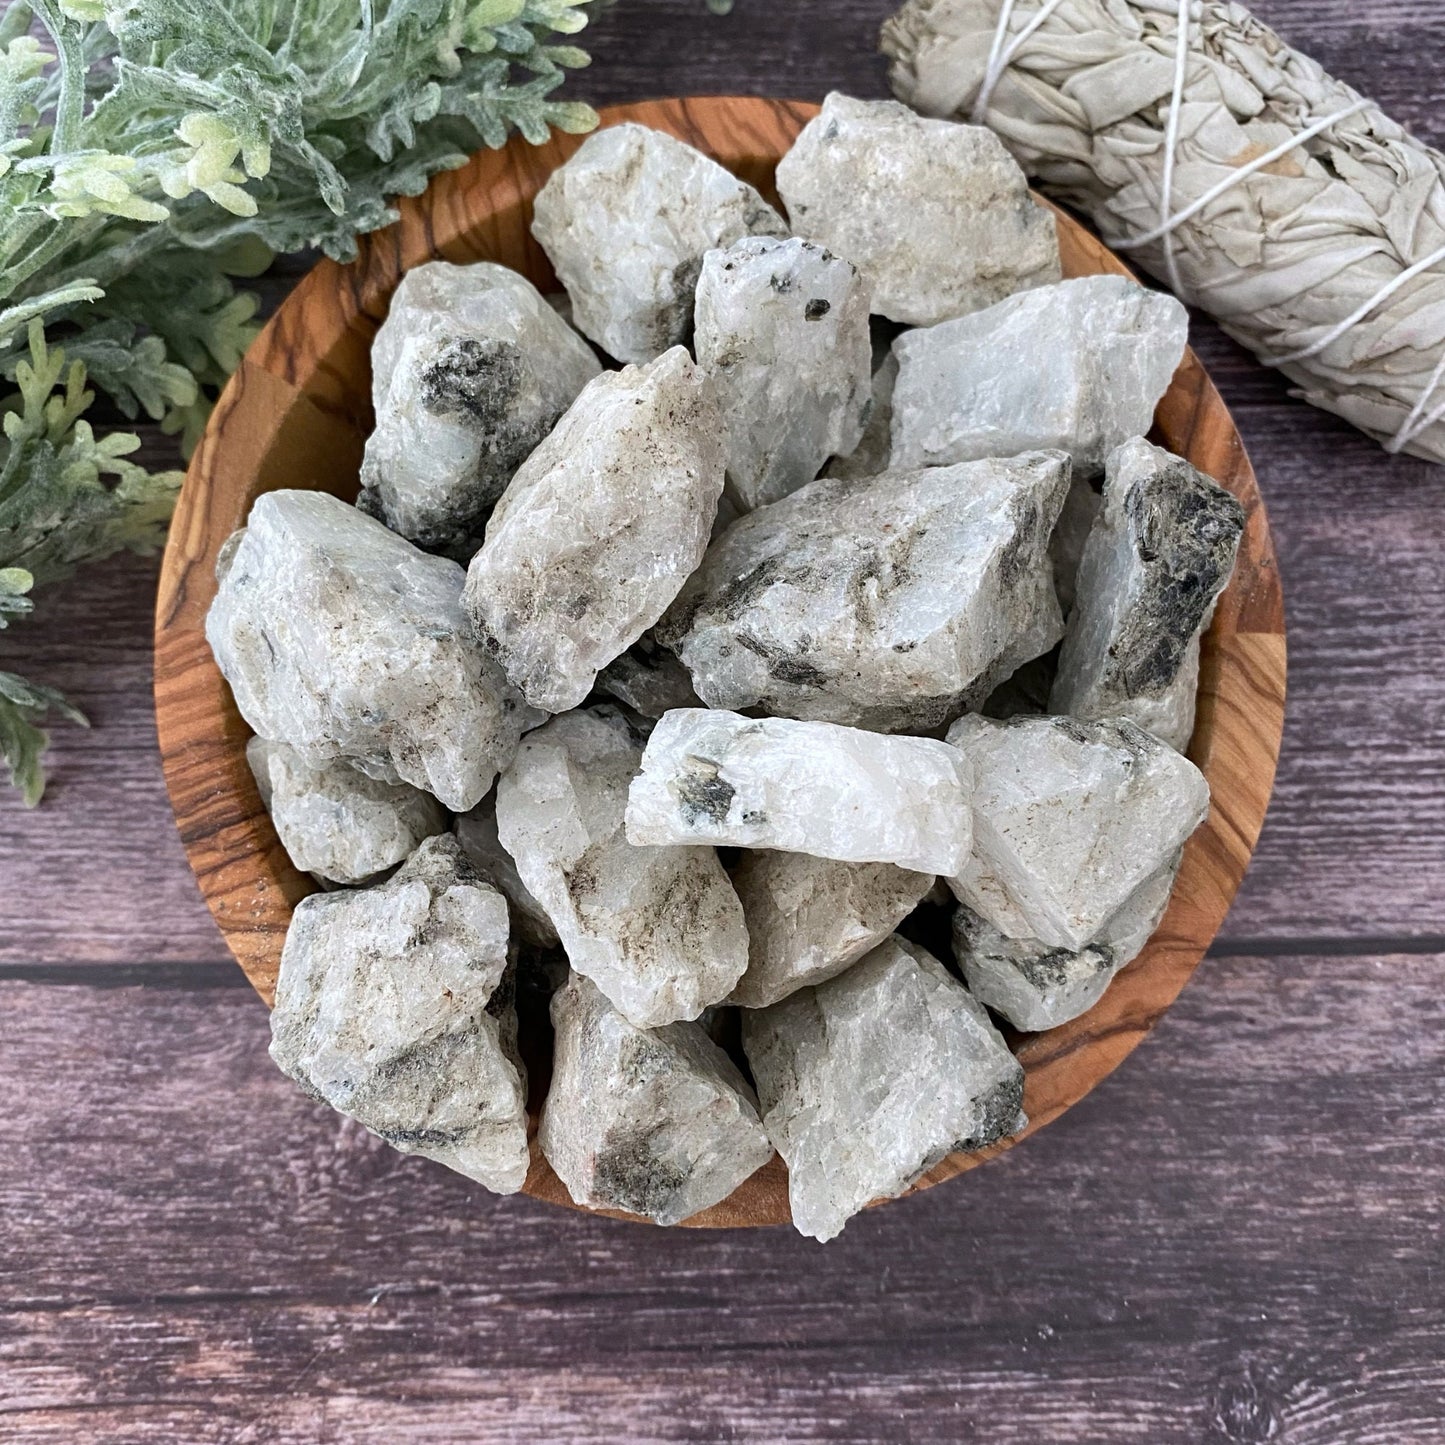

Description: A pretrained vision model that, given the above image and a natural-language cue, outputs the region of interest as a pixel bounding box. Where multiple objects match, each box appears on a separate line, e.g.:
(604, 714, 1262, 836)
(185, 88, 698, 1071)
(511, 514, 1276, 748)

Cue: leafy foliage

(0, 667, 87, 806)
(0, 0, 596, 803)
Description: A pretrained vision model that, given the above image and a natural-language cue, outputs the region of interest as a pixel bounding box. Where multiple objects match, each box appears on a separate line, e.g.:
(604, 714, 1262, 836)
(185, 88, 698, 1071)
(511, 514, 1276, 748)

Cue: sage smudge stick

(883, 0, 1445, 465)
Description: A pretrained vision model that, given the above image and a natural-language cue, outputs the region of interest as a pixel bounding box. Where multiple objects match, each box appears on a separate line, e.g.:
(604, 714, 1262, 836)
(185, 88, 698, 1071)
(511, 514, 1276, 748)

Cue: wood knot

(1207, 1359, 1284, 1443)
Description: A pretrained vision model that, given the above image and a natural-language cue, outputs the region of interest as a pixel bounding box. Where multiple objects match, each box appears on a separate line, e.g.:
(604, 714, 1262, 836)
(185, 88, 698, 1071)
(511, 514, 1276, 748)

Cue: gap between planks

(2, 937, 1443, 991)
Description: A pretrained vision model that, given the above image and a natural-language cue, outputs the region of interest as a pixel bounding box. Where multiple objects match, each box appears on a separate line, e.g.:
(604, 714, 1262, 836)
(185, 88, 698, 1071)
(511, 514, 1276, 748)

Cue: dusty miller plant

(0, 0, 596, 803)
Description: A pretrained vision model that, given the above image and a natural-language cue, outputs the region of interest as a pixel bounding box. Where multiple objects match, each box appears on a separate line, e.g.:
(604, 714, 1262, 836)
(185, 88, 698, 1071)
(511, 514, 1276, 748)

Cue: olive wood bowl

(155, 96, 1287, 1229)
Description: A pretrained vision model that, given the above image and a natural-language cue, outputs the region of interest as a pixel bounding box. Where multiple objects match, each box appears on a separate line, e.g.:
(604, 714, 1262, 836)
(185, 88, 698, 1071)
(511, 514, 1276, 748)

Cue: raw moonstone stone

(774, 92, 1061, 327)
(1051, 437, 1246, 751)
(464, 347, 725, 713)
(624, 709, 975, 876)
(890, 276, 1189, 475)
(357, 260, 601, 555)
(541, 972, 774, 1225)
(454, 793, 559, 950)
(951, 856, 1179, 1031)
(495, 708, 748, 1028)
(826, 350, 898, 482)
(658, 452, 1070, 732)
(728, 851, 936, 1009)
(695, 235, 871, 511)
(269, 836, 529, 1193)
(742, 936, 1025, 1241)
(531, 122, 787, 363)
(595, 634, 703, 719)
(247, 736, 446, 885)
(945, 714, 1210, 950)
(206, 490, 531, 812)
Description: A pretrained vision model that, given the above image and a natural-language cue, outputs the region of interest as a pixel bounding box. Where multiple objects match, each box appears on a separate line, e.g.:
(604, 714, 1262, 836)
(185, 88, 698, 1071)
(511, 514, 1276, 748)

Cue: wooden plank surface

(1, 0, 1443, 1440)
(1, 950, 1441, 1441)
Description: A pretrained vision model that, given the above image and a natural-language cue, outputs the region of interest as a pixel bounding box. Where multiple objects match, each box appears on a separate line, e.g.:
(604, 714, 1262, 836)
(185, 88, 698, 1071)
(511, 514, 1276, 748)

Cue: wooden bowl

(155, 96, 1287, 1229)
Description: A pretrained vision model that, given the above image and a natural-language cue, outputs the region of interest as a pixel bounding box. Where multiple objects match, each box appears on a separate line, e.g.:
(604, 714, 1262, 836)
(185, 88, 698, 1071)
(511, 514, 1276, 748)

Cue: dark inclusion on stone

(1113, 457, 1245, 692)
(675, 757, 736, 824)
(1051, 437, 1245, 750)
(420, 337, 525, 424)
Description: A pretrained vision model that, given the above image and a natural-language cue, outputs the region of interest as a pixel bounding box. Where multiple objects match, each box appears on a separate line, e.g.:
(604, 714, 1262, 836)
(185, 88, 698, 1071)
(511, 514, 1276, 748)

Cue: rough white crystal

(775, 92, 1061, 327)
(658, 452, 1070, 732)
(495, 707, 748, 1028)
(464, 346, 725, 713)
(624, 709, 974, 876)
(952, 856, 1179, 1031)
(531, 122, 787, 363)
(206, 490, 531, 812)
(826, 349, 898, 482)
(454, 792, 559, 950)
(695, 235, 871, 511)
(890, 276, 1189, 475)
(541, 972, 774, 1225)
(728, 851, 936, 1009)
(742, 935, 1025, 1241)
(595, 634, 702, 718)
(269, 836, 529, 1193)
(1051, 437, 1246, 751)
(945, 714, 1209, 950)
(357, 260, 601, 555)
(247, 736, 446, 885)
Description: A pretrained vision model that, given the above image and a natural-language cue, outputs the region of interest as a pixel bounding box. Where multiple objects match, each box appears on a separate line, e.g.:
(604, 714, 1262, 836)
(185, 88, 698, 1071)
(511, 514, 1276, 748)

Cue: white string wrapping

(970, 0, 1068, 126)
(1388, 351, 1445, 455)
(885, 0, 1445, 466)
(1154, 0, 1192, 299)
(1110, 100, 1371, 253)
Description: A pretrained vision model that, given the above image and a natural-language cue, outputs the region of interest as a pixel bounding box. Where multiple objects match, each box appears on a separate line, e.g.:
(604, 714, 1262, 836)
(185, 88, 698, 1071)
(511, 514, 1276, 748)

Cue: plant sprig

(0, 0, 596, 803)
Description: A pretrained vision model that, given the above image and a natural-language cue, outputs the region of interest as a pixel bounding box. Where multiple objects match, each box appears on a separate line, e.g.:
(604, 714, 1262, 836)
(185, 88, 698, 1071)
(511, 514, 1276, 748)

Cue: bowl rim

(154, 95, 1287, 1230)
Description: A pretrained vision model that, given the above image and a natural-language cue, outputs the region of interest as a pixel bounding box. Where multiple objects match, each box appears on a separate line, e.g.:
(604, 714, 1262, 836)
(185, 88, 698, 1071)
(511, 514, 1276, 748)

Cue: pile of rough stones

(208, 93, 1246, 1241)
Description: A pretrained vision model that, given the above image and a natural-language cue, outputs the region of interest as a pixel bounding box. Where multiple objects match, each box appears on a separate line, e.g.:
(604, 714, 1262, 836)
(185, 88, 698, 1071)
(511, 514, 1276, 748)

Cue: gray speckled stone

(624, 709, 974, 877)
(206, 490, 532, 813)
(269, 836, 528, 1193)
(595, 634, 702, 719)
(775, 92, 1060, 327)
(728, 851, 935, 1009)
(531, 123, 787, 363)
(1051, 438, 1246, 751)
(890, 276, 1189, 475)
(944, 714, 1209, 950)
(464, 347, 725, 714)
(247, 736, 446, 885)
(495, 708, 747, 1029)
(657, 452, 1070, 732)
(540, 972, 774, 1225)
(695, 235, 871, 511)
(742, 936, 1024, 1241)
(357, 261, 601, 556)
(952, 855, 1179, 1031)
(453, 792, 559, 951)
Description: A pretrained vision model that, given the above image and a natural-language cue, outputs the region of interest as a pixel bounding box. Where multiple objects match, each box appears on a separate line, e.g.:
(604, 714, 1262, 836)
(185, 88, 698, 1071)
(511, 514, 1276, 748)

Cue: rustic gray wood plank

(0, 950, 1440, 1442)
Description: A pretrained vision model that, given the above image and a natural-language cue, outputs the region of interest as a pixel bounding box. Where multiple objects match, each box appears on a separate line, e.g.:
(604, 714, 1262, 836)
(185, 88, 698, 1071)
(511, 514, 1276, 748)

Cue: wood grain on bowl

(154, 96, 1287, 1229)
